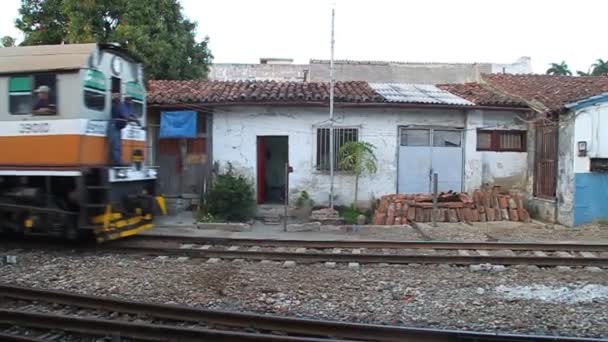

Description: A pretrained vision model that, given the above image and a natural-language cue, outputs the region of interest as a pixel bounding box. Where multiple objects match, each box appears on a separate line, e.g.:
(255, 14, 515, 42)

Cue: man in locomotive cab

(108, 94, 140, 166)
(32, 85, 56, 114)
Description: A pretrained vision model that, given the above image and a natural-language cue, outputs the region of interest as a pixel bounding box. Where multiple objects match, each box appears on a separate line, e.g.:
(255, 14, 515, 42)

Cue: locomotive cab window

(83, 69, 107, 111)
(126, 81, 145, 118)
(9, 74, 57, 115)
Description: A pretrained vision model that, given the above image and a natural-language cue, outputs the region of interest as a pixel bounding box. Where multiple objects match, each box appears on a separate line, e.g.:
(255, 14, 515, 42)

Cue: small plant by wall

(203, 165, 255, 222)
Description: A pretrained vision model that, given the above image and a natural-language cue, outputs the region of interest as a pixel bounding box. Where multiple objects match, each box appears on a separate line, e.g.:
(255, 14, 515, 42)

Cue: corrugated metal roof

(0, 43, 96, 74)
(370, 83, 474, 106)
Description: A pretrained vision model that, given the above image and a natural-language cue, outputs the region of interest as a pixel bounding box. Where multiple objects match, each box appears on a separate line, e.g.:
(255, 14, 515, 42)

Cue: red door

(256, 136, 265, 203)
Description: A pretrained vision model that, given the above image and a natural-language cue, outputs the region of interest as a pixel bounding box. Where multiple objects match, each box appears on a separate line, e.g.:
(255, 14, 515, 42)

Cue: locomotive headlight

(116, 169, 128, 179)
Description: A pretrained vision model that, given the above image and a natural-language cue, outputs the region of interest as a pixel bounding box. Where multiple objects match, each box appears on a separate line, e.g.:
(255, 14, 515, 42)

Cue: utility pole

(329, 6, 335, 209)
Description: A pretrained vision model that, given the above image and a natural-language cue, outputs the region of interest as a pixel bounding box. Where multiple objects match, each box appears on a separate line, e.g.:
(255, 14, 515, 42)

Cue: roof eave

(148, 101, 529, 111)
(0, 67, 81, 76)
(565, 93, 608, 111)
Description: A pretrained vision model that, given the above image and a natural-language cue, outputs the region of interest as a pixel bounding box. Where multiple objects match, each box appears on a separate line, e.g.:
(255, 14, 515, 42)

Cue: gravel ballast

(0, 248, 606, 339)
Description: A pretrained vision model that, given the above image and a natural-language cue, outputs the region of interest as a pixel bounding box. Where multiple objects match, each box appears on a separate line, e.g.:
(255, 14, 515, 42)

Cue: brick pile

(372, 186, 531, 225)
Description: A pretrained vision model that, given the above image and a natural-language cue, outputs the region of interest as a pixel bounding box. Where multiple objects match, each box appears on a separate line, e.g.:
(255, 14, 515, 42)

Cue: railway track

(108, 235, 608, 268)
(0, 284, 604, 342)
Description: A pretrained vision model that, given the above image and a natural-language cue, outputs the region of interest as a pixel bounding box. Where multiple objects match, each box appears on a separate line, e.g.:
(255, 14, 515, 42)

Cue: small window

(316, 127, 358, 171)
(400, 129, 429, 146)
(590, 158, 608, 173)
(9, 74, 57, 115)
(433, 130, 461, 147)
(132, 100, 144, 118)
(83, 69, 107, 111)
(477, 130, 526, 152)
(477, 131, 492, 150)
(126, 81, 145, 118)
(9, 76, 33, 114)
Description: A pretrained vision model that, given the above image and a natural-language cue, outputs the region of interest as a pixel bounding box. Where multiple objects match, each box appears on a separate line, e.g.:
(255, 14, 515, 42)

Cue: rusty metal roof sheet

(369, 83, 474, 106)
(0, 43, 96, 74)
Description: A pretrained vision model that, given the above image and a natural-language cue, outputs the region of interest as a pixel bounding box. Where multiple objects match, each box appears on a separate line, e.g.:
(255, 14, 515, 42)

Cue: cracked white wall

(212, 106, 528, 207)
(464, 110, 529, 192)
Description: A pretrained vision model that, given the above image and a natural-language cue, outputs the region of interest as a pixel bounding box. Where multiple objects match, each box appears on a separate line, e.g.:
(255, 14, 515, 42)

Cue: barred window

(316, 127, 358, 171)
(477, 130, 526, 152)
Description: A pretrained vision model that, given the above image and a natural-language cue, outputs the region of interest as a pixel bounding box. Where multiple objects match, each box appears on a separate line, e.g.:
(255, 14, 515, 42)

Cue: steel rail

(0, 332, 42, 342)
(127, 235, 608, 252)
(0, 309, 337, 342)
(110, 246, 608, 267)
(0, 285, 602, 342)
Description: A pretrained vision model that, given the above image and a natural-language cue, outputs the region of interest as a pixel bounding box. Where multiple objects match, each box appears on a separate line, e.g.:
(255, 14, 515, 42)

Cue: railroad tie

(580, 251, 597, 258)
(476, 250, 490, 256)
(555, 251, 574, 258)
(533, 251, 547, 257)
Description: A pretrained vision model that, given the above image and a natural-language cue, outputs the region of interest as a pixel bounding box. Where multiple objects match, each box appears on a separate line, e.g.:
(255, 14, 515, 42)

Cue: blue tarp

(160, 111, 197, 138)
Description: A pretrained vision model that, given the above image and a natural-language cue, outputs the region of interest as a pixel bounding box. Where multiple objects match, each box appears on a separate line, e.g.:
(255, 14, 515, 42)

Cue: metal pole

(432, 173, 438, 227)
(329, 7, 335, 209)
(284, 162, 289, 232)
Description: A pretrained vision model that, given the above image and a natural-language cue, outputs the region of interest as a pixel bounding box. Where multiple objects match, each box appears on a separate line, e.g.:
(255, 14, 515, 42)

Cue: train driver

(33, 85, 56, 114)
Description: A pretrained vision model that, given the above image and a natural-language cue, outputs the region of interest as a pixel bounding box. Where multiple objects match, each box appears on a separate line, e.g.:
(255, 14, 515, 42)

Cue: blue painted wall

(574, 173, 608, 225)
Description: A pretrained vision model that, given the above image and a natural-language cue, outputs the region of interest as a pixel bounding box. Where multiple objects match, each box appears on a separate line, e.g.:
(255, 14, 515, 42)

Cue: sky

(2, 0, 607, 74)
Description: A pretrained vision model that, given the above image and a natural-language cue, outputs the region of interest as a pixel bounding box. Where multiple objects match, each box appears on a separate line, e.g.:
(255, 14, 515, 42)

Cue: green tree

(338, 141, 378, 209)
(14, 0, 212, 80)
(577, 70, 591, 77)
(591, 59, 608, 76)
(1, 36, 16, 47)
(546, 61, 572, 76)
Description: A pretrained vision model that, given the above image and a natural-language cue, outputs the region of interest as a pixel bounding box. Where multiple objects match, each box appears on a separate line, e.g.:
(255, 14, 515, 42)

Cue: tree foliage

(338, 141, 378, 208)
(546, 61, 572, 76)
(14, 0, 212, 80)
(1, 36, 16, 47)
(590, 59, 608, 76)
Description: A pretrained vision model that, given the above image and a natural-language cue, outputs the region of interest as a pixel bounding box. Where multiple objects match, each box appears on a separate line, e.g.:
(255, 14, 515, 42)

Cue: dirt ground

(415, 221, 608, 243)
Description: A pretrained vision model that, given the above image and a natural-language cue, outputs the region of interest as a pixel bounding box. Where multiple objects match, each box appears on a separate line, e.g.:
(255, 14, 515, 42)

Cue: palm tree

(338, 141, 378, 209)
(591, 59, 608, 76)
(0, 36, 15, 47)
(577, 70, 591, 77)
(546, 61, 572, 76)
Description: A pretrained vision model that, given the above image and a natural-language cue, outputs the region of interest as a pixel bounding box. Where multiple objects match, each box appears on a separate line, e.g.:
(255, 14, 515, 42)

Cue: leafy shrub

(295, 190, 314, 208)
(338, 206, 369, 225)
(203, 166, 255, 222)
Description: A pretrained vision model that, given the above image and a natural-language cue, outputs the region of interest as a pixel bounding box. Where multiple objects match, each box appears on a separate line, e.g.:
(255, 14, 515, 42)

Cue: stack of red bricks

(372, 186, 531, 225)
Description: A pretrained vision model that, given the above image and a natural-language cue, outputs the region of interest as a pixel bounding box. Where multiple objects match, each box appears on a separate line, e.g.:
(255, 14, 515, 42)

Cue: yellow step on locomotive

(0, 43, 165, 242)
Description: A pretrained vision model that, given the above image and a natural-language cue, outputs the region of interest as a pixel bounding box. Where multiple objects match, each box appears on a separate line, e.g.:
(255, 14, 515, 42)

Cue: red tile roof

(437, 83, 526, 107)
(482, 74, 608, 113)
(147, 80, 384, 105)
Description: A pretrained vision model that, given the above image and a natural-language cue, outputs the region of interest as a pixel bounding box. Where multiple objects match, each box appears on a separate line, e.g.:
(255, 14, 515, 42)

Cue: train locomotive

(0, 43, 165, 242)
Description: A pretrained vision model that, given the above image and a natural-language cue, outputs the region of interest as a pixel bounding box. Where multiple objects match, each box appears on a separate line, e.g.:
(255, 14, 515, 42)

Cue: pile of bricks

(372, 186, 531, 225)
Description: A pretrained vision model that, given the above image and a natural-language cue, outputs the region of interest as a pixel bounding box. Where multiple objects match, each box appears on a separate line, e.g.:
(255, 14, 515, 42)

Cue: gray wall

(310, 61, 490, 84)
(209, 63, 309, 81)
(208, 57, 532, 84)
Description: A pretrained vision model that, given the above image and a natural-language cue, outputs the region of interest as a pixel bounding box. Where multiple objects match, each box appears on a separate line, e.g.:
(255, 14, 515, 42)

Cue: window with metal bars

(477, 130, 526, 152)
(316, 127, 358, 171)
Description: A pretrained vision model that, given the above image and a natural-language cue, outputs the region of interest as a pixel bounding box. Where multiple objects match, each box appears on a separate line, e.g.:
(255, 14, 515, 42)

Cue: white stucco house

(147, 80, 530, 208)
(480, 74, 608, 226)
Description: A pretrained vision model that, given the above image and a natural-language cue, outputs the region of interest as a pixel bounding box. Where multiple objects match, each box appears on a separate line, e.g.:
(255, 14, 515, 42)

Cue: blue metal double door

(398, 127, 463, 194)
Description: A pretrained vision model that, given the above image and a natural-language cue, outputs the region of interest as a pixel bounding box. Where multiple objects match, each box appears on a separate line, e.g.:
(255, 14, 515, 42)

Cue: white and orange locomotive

(0, 43, 165, 242)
